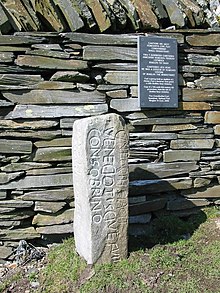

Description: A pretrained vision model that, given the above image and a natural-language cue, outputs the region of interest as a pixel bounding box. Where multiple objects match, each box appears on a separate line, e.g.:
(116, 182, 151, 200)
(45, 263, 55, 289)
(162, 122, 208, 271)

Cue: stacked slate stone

(1, 0, 220, 34)
(0, 30, 220, 261)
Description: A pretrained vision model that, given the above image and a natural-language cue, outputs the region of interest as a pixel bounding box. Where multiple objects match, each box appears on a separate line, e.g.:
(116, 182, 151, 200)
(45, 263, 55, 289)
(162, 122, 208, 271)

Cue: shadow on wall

(128, 166, 208, 252)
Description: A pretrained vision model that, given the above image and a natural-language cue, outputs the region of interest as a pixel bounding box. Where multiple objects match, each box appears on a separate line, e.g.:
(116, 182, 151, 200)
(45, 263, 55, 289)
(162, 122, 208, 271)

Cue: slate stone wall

(0, 30, 220, 261)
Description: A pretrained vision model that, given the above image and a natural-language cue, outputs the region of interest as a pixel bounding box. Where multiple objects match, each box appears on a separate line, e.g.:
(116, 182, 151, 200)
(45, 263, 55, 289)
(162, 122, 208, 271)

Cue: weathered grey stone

(179, 102, 211, 111)
(0, 210, 35, 220)
(214, 125, 220, 135)
(0, 191, 7, 199)
(160, 0, 185, 26)
(130, 132, 177, 140)
(36, 223, 73, 235)
(50, 71, 90, 82)
(0, 74, 42, 86)
(129, 198, 167, 215)
(0, 245, 13, 259)
(130, 116, 203, 125)
(1, 0, 40, 31)
(35, 0, 66, 31)
(0, 221, 20, 227)
(0, 46, 27, 52)
(129, 214, 151, 224)
(0, 100, 14, 107)
(85, 0, 111, 32)
(0, 139, 32, 154)
(153, 124, 197, 132)
(83, 46, 137, 61)
(0, 227, 40, 241)
(53, 0, 84, 31)
(178, 133, 214, 139)
(170, 139, 215, 149)
(119, 0, 140, 29)
(111, 98, 140, 112)
(25, 49, 70, 59)
(94, 63, 137, 71)
(1, 162, 51, 172)
(7, 104, 108, 119)
(104, 71, 137, 85)
(0, 52, 14, 63)
(62, 32, 137, 45)
(31, 44, 62, 50)
(129, 177, 193, 196)
(181, 127, 214, 134)
(0, 120, 58, 130)
(0, 36, 46, 45)
(0, 130, 61, 140)
(194, 177, 212, 188)
(70, 0, 96, 29)
(180, 65, 217, 73)
(212, 161, 220, 170)
(35, 138, 72, 148)
(0, 81, 78, 91)
(15, 55, 88, 70)
(188, 54, 220, 66)
(34, 201, 66, 213)
(205, 111, 220, 124)
(186, 34, 220, 46)
(0, 5, 11, 34)
(182, 185, 220, 198)
(61, 118, 84, 128)
(32, 209, 73, 226)
(163, 150, 201, 162)
(26, 166, 72, 176)
(131, 0, 159, 29)
(150, 0, 168, 19)
(0, 173, 73, 190)
(106, 90, 128, 99)
(183, 88, 220, 102)
(167, 198, 210, 210)
(73, 113, 129, 264)
(22, 187, 73, 201)
(129, 162, 199, 181)
(2, 89, 105, 104)
(0, 207, 16, 213)
(33, 147, 71, 162)
(0, 172, 24, 184)
(128, 196, 146, 204)
(195, 76, 220, 89)
(0, 200, 33, 208)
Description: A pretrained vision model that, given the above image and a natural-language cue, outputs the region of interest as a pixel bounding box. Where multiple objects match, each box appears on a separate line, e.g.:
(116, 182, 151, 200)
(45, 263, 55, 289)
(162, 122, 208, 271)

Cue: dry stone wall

(1, 0, 220, 34)
(0, 30, 220, 261)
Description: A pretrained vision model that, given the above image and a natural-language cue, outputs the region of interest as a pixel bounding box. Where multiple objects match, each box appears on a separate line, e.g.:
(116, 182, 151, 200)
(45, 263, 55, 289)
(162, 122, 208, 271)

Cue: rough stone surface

(32, 209, 73, 226)
(0, 139, 32, 154)
(186, 34, 220, 46)
(83, 46, 137, 61)
(205, 111, 220, 124)
(73, 113, 129, 264)
(163, 150, 201, 162)
(129, 162, 199, 180)
(182, 185, 220, 198)
(170, 139, 215, 149)
(7, 104, 108, 119)
(22, 187, 73, 201)
(167, 198, 210, 210)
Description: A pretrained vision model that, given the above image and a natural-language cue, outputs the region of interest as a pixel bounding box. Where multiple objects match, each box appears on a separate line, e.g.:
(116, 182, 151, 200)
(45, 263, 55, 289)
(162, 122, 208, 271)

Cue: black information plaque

(138, 36, 178, 108)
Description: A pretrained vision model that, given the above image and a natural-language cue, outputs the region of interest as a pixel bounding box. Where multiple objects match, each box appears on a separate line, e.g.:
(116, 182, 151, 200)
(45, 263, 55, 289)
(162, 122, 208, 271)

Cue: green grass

(4, 207, 220, 293)
(38, 207, 220, 293)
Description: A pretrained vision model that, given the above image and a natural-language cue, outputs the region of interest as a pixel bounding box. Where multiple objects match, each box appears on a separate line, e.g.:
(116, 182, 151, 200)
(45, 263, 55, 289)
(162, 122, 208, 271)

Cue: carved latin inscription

(72, 114, 129, 264)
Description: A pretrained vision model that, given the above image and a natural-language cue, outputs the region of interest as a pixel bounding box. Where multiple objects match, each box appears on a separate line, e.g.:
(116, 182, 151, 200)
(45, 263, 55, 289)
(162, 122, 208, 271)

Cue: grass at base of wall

(37, 207, 220, 293)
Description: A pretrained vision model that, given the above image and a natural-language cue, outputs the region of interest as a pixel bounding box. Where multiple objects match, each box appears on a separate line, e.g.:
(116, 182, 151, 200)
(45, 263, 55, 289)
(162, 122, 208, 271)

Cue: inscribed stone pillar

(72, 113, 129, 264)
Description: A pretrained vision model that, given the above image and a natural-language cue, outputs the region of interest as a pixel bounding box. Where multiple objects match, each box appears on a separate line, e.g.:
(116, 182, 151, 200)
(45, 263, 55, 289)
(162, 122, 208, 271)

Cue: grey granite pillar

(72, 113, 129, 264)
